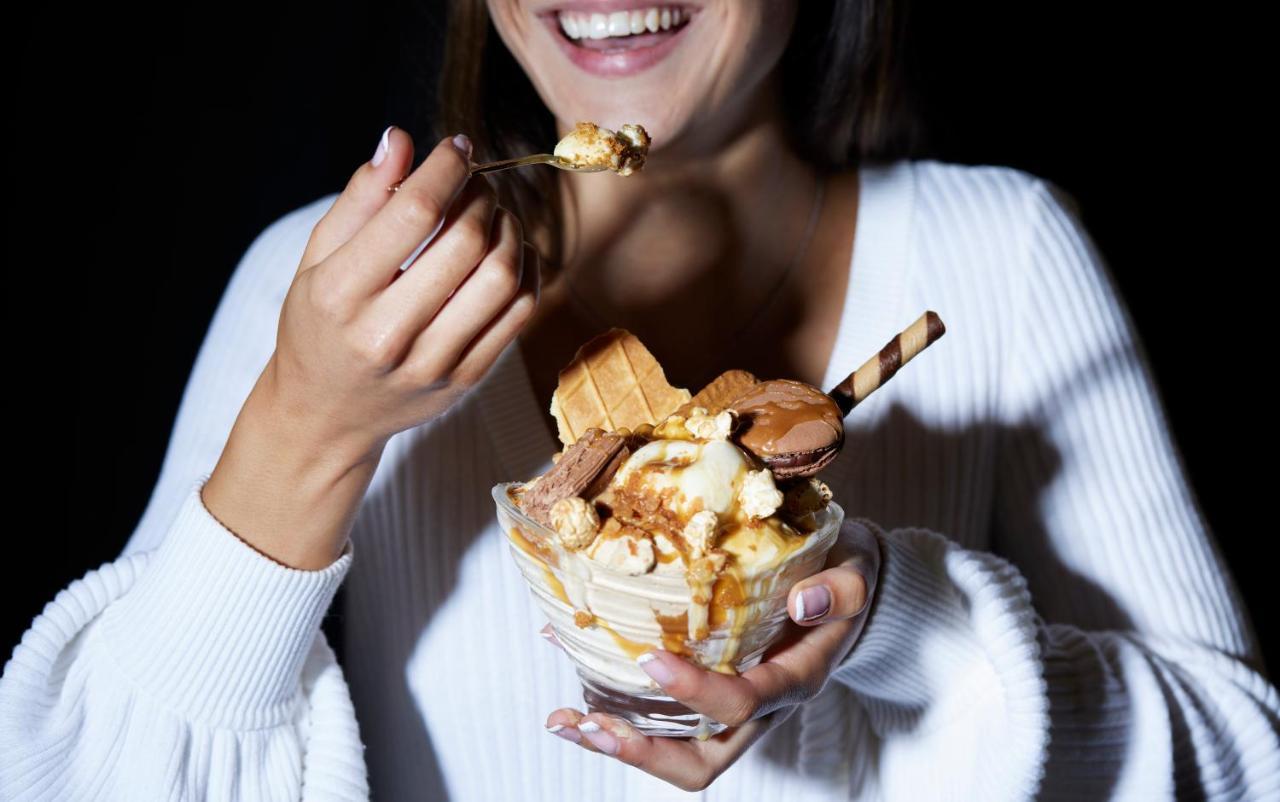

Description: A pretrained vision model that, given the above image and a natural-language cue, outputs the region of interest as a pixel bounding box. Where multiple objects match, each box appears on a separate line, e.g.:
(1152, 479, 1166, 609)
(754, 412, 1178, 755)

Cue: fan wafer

(550, 328, 692, 447)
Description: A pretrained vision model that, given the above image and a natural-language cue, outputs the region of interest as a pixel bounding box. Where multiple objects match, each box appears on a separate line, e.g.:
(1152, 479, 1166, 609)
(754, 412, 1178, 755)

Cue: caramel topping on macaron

(727, 379, 844, 478)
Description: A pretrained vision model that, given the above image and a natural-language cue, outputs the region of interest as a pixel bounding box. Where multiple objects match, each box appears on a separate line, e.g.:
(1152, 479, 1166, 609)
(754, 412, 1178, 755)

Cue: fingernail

(577, 721, 619, 755)
(372, 125, 394, 167)
(546, 723, 581, 743)
(796, 586, 831, 622)
(636, 652, 675, 685)
(452, 133, 473, 159)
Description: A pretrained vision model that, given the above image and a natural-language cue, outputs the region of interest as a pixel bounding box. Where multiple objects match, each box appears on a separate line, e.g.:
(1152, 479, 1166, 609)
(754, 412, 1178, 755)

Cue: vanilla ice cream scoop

(593, 436, 807, 643)
(600, 438, 796, 567)
(608, 439, 749, 520)
(553, 122, 651, 176)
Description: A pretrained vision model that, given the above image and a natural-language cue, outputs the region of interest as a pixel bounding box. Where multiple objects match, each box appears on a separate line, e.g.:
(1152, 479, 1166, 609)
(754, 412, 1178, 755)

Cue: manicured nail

(636, 652, 675, 685)
(577, 721, 619, 754)
(452, 133, 472, 159)
(546, 723, 581, 743)
(372, 125, 394, 167)
(796, 585, 831, 622)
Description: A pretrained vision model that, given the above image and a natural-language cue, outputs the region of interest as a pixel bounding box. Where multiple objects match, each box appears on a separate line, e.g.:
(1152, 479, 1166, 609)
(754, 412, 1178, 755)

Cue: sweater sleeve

(825, 177, 1280, 800)
(0, 193, 370, 801)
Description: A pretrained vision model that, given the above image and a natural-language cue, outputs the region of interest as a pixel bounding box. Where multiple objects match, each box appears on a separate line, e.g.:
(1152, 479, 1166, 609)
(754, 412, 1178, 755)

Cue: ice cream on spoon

(465, 121, 652, 176)
(552, 121, 651, 175)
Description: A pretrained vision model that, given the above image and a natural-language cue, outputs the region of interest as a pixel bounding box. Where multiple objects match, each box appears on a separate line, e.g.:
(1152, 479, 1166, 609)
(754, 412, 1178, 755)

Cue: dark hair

(419, 0, 922, 265)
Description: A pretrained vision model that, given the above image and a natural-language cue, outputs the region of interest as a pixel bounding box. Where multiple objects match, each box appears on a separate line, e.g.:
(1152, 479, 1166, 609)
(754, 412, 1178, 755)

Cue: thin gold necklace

(563, 171, 827, 387)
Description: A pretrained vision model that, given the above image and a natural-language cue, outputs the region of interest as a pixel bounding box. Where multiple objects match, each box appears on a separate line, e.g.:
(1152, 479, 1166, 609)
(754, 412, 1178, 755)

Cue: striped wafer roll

(828, 310, 946, 416)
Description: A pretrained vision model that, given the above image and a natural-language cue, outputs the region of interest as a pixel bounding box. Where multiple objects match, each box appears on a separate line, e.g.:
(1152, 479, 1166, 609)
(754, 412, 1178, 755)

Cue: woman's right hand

(272, 129, 539, 456)
(204, 129, 540, 570)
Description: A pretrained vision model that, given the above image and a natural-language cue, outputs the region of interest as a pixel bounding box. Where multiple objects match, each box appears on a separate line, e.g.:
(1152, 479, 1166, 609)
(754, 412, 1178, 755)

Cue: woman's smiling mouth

(541, 4, 697, 77)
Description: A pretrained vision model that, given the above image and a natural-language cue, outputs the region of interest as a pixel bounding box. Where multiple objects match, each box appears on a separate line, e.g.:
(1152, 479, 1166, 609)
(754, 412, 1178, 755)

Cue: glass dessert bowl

(493, 480, 844, 739)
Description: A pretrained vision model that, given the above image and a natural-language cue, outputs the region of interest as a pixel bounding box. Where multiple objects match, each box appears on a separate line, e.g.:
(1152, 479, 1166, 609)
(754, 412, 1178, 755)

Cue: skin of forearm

(202, 367, 386, 571)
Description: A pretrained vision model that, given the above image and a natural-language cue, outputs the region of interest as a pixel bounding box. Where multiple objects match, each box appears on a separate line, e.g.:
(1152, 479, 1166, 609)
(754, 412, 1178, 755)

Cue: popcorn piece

(586, 527, 656, 575)
(549, 496, 600, 550)
(686, 408, 735, 441)
(681, 510, 720, 556)
(653, 414, 694, 441)
(739, 469, 784, 520)
(782, 478, 833, 517)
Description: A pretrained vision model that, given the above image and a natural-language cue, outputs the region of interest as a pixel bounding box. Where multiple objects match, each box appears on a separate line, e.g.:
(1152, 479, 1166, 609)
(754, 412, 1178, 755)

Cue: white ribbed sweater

(3, 160, 1277, 801)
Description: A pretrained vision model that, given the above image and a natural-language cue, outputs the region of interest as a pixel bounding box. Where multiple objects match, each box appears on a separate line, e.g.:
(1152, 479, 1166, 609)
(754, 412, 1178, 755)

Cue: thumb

(787, 518, 881, 626)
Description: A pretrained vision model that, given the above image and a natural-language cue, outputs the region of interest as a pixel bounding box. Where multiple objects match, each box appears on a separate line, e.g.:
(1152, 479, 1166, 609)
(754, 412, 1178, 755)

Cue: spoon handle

(469, 154, 559, 175)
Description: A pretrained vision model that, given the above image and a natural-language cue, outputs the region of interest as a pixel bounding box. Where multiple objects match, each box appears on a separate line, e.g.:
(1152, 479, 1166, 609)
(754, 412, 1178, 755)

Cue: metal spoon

(469, 154, 610, 175)
(386, 154, 607, 191)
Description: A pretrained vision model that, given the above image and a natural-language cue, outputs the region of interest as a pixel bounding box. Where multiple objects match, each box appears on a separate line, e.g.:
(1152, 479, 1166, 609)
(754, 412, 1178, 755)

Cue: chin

(489, 1, 796, 159)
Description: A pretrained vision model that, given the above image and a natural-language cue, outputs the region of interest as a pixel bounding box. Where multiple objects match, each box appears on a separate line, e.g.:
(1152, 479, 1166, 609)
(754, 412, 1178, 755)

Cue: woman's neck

(519, 93, 858, 426)
(560, 98, 821, 361)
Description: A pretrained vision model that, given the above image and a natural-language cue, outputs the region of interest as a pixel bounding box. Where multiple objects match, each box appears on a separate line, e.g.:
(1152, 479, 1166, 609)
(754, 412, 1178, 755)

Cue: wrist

(256, 354, 389, 467)
(204, 369, 384, 570)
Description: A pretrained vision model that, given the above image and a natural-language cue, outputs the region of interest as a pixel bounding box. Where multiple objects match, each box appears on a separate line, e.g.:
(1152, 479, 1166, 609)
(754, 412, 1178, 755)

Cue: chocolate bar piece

(521, 428, 629, 526)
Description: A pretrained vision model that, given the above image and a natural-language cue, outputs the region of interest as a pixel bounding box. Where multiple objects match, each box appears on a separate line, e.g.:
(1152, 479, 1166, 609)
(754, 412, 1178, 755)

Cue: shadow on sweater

(747, 401, 1143, 799)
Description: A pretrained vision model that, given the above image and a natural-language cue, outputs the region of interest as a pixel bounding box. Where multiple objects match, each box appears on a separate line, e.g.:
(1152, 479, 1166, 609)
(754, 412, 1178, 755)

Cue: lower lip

(542, 15, 694, 77)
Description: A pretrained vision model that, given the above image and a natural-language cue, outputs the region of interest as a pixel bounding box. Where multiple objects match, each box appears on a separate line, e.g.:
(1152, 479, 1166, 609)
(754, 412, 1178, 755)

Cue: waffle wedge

(550, 328, 691, 446)
(675, 369, 759, 418)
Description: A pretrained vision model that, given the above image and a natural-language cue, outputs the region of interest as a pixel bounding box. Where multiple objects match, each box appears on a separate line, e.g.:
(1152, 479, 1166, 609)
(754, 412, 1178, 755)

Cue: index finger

(328, 134, 474, 299)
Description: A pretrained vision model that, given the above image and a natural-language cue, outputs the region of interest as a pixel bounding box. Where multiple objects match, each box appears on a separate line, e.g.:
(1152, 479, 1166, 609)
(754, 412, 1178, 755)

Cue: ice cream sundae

(493, 312, 945, 737)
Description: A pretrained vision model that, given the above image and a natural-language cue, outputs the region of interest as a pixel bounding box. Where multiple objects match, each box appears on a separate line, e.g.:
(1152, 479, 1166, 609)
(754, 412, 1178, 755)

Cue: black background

(11, 1, 1270, 678)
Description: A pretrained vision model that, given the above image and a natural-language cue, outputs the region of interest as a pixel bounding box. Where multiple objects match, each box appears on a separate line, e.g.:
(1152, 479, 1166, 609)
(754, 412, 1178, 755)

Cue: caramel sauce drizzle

(655, 610, 691, 655)
(505, 525, 569, 605)
(595, 620, 651, 660)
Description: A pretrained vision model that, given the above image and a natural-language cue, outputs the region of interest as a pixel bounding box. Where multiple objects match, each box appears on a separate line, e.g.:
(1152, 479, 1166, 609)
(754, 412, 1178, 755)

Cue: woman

(3, 0, 1276, 799)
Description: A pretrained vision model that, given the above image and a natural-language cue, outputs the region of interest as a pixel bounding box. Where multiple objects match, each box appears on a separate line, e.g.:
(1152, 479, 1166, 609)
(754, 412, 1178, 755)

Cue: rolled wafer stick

(828, 310, 946, 416)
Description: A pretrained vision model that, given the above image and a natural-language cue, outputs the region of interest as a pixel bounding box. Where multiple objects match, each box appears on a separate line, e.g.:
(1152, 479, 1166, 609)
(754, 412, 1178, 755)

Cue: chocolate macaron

(727, 379, 844, 479)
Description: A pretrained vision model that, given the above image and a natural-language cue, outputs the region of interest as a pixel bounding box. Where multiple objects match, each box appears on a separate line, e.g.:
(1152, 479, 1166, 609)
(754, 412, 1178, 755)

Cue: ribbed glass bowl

(492, 481, 844, 738)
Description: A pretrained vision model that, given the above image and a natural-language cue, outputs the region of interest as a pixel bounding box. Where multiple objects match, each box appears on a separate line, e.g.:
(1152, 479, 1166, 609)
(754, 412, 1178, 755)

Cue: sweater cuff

(829, 522, 1049, 790)
(97, 474, 353, 730)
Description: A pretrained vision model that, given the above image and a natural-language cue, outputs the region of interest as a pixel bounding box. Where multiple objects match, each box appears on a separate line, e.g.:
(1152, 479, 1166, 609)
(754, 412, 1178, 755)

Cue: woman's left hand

(543, 519, 881, 793)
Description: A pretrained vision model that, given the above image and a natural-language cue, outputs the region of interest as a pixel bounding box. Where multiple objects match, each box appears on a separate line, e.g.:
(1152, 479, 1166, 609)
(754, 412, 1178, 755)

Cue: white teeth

(607, 11, 630, 35)
(588, 13, 609, 39)
(557, 7, 688, 40)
